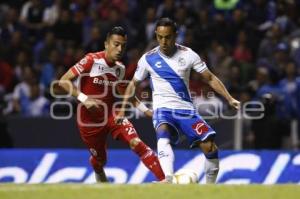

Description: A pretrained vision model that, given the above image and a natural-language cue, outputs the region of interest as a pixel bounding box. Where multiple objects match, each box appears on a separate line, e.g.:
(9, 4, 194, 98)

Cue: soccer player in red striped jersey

(58, 27, 165, 182)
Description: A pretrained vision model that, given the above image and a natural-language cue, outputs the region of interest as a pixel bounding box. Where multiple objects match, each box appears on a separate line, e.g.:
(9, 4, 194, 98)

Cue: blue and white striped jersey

(134, 44, 207, 110)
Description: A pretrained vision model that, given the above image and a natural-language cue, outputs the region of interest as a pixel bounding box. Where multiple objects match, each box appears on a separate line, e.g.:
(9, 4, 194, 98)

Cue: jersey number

(125, 127, 136, 135)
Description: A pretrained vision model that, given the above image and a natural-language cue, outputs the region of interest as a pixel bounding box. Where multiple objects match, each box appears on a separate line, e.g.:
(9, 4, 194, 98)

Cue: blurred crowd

(0, 0, 300, 148)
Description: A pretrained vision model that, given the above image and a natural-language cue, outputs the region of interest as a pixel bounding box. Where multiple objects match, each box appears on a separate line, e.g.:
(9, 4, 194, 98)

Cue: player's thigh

(154, 109, 179, 142)
(78, 127, 108, 161)
(176, 113, 216, 146)
(156, 123, 180, 144)
(153, 109, 175, 129)
(156, 123, 173, 132)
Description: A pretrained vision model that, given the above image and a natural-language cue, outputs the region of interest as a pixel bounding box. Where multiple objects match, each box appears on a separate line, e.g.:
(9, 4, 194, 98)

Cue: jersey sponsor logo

(155, 61, 162, 68)
(93, 77, 114, 86)
(192, 121, 209, 135)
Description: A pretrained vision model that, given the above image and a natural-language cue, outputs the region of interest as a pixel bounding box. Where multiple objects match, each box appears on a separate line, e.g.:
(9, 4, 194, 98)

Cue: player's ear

(104, 40, 108, 50)
(155, 31, 158, 39)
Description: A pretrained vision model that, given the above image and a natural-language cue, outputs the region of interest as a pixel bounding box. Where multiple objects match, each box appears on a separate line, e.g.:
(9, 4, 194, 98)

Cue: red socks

(89, 143, 166, 181)
(89, 156, 104, 174)
(132, 141, 165, 181)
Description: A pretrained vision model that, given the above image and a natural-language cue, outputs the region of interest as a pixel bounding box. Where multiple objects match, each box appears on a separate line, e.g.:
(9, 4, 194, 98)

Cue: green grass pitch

(0, 184, 299, 199)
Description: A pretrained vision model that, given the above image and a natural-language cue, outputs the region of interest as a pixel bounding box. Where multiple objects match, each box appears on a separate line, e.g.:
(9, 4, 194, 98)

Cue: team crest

(178, 57, 186, 66)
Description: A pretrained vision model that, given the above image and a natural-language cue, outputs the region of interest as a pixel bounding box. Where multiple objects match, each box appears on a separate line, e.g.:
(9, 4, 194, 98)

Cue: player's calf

(129, 137, 166, 181)
(199, 140, 219, 184)
(157, 137, 175, 182)
(156, 127, 175, 182)
(204, 154, 219, 184)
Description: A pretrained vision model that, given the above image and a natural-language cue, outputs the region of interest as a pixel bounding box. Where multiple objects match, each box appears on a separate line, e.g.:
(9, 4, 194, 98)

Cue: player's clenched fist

(83, 98, 103, 110)
(228, 98, 241, 110)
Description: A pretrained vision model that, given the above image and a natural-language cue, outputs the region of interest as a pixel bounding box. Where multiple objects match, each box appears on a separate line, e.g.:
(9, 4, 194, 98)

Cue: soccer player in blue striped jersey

(117, 18, 240, 183)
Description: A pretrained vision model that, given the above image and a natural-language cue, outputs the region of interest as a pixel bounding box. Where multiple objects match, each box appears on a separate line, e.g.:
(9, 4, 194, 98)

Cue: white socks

(158, 137, 219, 184)
(204, 158, 219, 183)
(157, 138, 174, 178)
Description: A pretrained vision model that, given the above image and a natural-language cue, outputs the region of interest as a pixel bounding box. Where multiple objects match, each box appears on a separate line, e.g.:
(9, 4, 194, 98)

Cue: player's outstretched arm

(199, 69, 240, 110)
(133, 97, 153, 118)
(59, 69, 101, 110)
(115, 78, 140, 123)
(116, 82, 152, 118)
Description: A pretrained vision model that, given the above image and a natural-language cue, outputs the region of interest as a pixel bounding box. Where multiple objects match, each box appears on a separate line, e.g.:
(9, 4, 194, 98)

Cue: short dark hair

(106, 26, 127, 39)
(155, 18, 177, 33)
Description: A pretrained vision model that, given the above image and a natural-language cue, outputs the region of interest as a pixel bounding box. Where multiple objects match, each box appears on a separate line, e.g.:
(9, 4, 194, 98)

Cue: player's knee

(199, 140, 218, 155)
(129, 137, 141, 149)
(200, 141, 219, 160)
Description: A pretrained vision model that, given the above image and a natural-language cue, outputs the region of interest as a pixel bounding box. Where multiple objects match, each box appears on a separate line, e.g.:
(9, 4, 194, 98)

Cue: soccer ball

(172, 169, 199, 184)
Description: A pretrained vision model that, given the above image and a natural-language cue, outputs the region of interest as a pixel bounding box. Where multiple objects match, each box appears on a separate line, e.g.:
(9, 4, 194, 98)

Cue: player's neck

(159, 46, 177, 57)
(104, 51, 115, 66)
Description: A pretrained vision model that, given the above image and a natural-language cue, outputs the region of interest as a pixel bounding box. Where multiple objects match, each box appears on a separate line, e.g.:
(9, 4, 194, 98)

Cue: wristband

(77, 92, 88, 103)
(136, 102, 149, 112)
